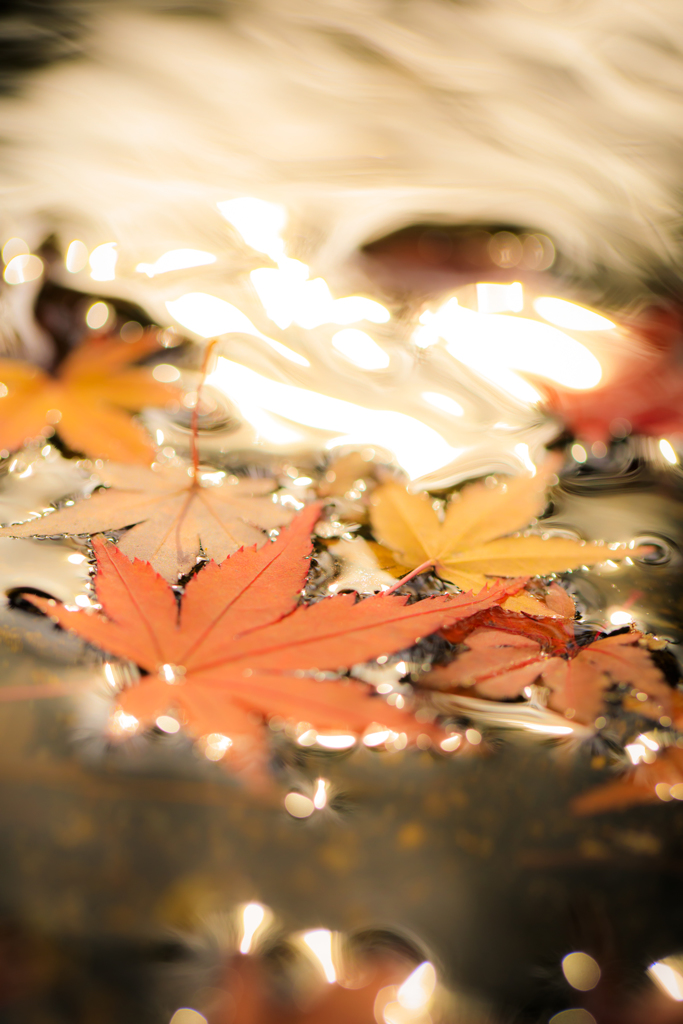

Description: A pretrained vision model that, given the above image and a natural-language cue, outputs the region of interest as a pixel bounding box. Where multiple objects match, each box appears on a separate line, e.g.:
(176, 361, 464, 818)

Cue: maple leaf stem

(191, 339, 219, 479)
(382, 560, 435, 596)
(174, 485, 200, 572)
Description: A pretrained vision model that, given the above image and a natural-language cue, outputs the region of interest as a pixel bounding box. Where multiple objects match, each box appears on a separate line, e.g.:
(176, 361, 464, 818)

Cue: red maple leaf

(28, 504, 522, 776)
(440, 583, 576, 655)
(538, 306, 683, 443)
(423, 627, 670, 725)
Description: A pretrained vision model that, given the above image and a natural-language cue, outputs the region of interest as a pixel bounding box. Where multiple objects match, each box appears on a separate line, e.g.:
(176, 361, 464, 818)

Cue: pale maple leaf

(326, 536, 397, 595)
(572, 747, 683, 815)
(369, 459, 636, 605)
(0, 461, 294, 582)
(423, 627, 670, 725)
(27, 504, 523, 775)
(0, 332, 178, 463)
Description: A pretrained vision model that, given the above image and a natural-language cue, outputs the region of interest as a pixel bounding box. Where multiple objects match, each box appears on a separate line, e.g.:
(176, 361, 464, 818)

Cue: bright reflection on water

(3, 253, 43, 285)
(648, 959, 683, 1000)
(332, 328, 390, 370)
(168, 1009, 207, 1024)
(301, 929, 337, 983)
(238, 902, 270, 954)
(218, 197, 288, 261)
(206, 357, 464, 479)
(561, 951, 601, 991)
(166, 292, 309, 366)
(433, 298, 603, 396)
(136, 248, 216, 277)
(13, 189, 621, 493)
(65, 239, 88, 273)
(88, 241, 117, 281)
(398, 962, 437, 1009)
(150, 193, 610, 486)
(533, 296, 615, 331)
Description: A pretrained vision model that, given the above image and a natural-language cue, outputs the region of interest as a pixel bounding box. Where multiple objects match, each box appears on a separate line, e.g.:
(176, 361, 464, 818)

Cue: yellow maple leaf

(369, 459, 634, 604)
(0, 331, 178, 463)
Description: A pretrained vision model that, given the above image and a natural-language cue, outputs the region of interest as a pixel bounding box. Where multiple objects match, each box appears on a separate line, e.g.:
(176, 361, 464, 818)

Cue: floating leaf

(0, 462, 293, 582)
(27, 505, 522, 776)
(501, 582, 577, 619)
(0, 332, 178, 462)
(370, 459, 635, 593)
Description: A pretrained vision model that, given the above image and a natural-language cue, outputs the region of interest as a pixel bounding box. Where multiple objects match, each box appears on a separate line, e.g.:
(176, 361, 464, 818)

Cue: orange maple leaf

(0, 331, 178, 463)
(28, 504, 523, 774)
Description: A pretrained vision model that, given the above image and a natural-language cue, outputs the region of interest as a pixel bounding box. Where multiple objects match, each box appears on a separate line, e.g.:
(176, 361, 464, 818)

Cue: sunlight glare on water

(301, 929, 337, 983)
(648, 959, 683, 1000)
(206, 357, 463, 479)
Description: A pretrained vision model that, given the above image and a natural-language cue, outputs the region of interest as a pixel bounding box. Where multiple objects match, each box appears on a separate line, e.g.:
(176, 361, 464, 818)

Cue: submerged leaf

(499, 581, 576, 618)
(543, 631, 671, 725)
(424, 628, 546, 700)
(423, 626, 669, 725)
(440, 603, 576, 654)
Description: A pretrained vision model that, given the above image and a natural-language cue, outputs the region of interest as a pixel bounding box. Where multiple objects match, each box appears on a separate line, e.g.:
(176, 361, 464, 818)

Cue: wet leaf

(423, 628, 546, 700)
(423, 627, 669, 725)
(440, 602, 576, 654)
(370, 459, 634, 592)
(542, 630, 670, 725)
(26, 505, 522, 776)
(0, 332, 178, 463)
(0, 462, 294, 582)
(501, 582, 577, 619)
